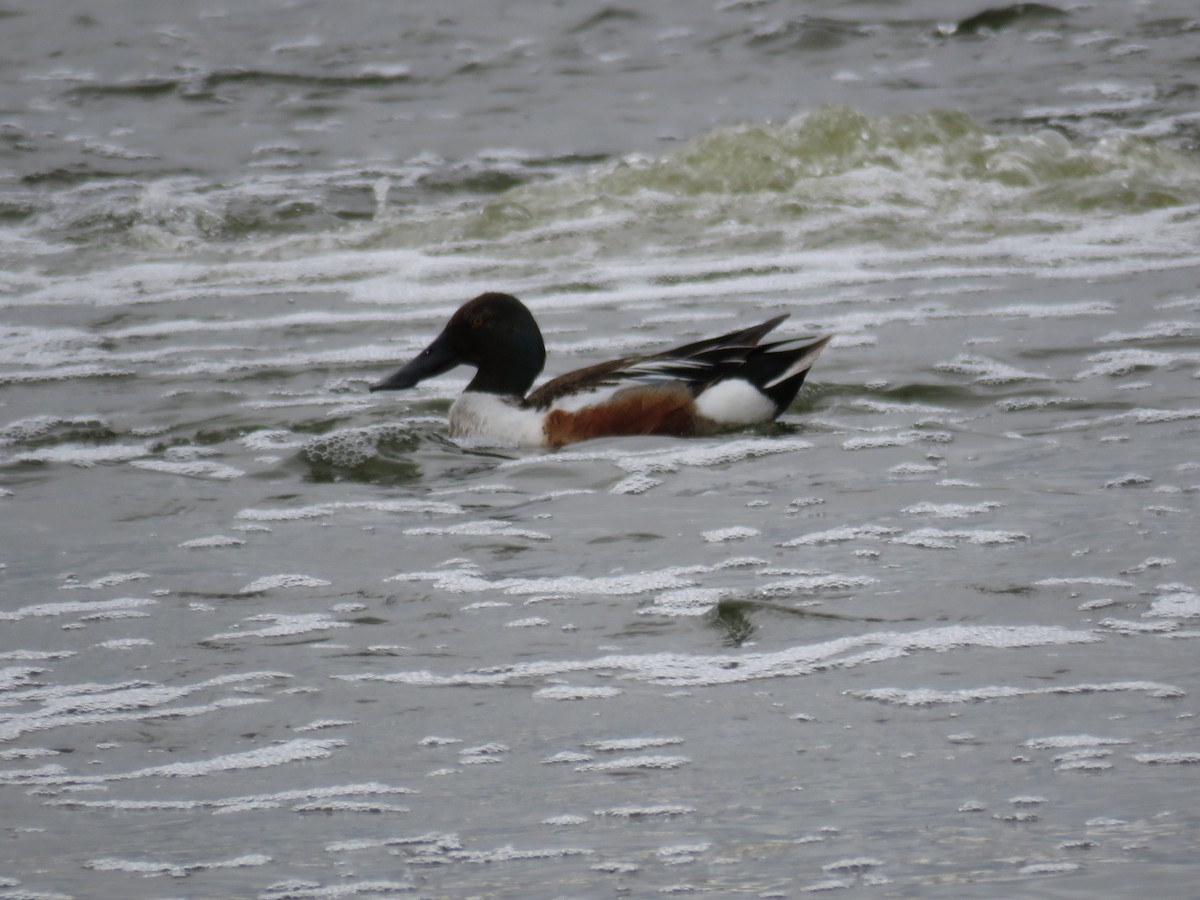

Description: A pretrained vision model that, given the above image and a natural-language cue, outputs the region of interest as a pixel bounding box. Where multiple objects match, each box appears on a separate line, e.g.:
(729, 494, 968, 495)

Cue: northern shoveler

(369, 292, 831, 448)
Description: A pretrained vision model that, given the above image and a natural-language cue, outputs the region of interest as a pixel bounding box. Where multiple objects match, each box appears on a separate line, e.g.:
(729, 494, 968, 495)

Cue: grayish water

(2, 1, 1199, 897)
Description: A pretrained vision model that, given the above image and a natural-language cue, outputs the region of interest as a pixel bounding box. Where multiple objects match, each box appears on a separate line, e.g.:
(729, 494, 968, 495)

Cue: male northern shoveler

(369, 292, 831, 448)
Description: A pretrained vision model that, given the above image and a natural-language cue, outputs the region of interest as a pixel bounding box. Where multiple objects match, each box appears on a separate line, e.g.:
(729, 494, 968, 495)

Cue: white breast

(448, 393, 547, 447)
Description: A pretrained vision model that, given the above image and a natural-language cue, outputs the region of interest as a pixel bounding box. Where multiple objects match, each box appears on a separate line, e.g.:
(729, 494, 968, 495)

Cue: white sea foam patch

(1055, 408, 1200, 431)
(1096, 617, 1179, 635)
(336, 625, 1100, 689)
(841, 432, 925, 451)
(781, 525, 901, 546)
(1075, 347, 1200, 378)
(0, 649, 74, 661)
(106, 308, 436, 341)
(574, 755, 690, 773)
(498, 438, 813, 482)
(701, 526, 761, 543)
(178, 534, 246, 550)
(1034, 576, 1135, 588)
(584, 737, 685, 752)
(238, 575, 333, 594)
(165, 343, 420, 379)
(208, 613, 350, 640)
(48, 782, 416, 814)
(130, 458, 245, 480)
(386, 557, 758, 597)
(1144, 592, 1200, 618)
(0, 324, 103, 364)
(594, 804, 694, 819)
(755, 573, 878, 597)
(888, 527, 1029, 549)
(86, 853, 271, 878)
(1133, 752, 1200, 765)
(0, 363, 136, 385)
(433, 845, 593, 865)
(1022, 735, 1133, 750)
(0, 596, 156, 622)
(404, 520, 551, 541)
(1096, 320, 1198, 343)
(851, 399, 955, 416)
(641, 587, 735, 617)
(235, 499, 462, 521)
(389, 565, 693, 597)
(852, 680, 1183, 707)
(7, 441, 151, 466)
(0, 672, 287, 743)
(0, 738, 345, 787)
(428, 483, 519, 497)
(0, 413, 110, 446)
(239, 429, 306, 452)
(97, 638, 154, 650)
(533, 685, 624, 700)
(0, 666, 45, 690)
(301, 423, 417, 467)
(933, 354, 1048, 385)
(325, 832, 462, 855)
(901, 501, 1003, 518)
(62, 571, 151, 590)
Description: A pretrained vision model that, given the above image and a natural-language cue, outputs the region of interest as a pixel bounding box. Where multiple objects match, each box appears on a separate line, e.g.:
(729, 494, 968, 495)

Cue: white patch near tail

(694, 379, 777, 426)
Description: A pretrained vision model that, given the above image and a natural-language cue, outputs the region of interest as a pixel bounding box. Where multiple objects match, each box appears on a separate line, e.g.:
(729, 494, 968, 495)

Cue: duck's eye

(472, 316, 485, 328)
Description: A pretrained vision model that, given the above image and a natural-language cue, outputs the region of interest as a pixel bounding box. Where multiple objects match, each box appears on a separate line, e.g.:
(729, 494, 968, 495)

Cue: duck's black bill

(369, 332, 461, 392)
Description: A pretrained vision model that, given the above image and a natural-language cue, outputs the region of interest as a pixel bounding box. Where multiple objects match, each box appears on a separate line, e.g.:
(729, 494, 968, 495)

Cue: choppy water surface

(2, 1, 1199, 897)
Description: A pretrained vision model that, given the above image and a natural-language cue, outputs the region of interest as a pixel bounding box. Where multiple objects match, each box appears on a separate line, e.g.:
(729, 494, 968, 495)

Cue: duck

(369, 292, 831, 448)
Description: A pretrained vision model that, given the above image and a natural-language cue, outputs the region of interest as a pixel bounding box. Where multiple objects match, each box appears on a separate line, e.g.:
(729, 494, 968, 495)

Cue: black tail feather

(738, 335, 833, 413)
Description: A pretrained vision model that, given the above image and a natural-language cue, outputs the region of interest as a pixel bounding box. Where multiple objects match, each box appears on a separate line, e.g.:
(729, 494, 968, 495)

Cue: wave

(8, 106, 1199, 271)
(461, 105, 1200, 252)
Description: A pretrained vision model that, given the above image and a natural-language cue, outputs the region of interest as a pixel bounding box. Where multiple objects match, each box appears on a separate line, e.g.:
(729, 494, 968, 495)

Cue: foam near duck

(370, 292, 831, 448)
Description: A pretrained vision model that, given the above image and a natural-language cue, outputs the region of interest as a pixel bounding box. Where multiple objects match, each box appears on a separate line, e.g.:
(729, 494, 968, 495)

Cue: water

(2, 1, 1199, 897)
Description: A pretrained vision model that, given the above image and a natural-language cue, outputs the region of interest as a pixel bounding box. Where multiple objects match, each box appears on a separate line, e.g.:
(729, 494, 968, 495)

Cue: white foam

(236, 499, 462, 521)
(934, 354, 1047, 384)
(854, 680, 1182, 706)
(888, 527, 1028, 548)
(209, 613, 348, 640)
(1133, 752, 1200, 765)
(640, 588, 733, 617)
(178, 535, 246, 550)
(404, 520, 551, 541)
(1076, 348, 1200, 378)
(901, 501, 1003, 518)
(0, 672, 287, 744)
(239, 575, 332, 593)
(61, 572, 151, 590)
(701, 526, 760, 543)
(131, 459, 245, 480)
(386, 561, 705, 597)
(337, 624, 1099, 689)
(1023, 735, 1132, 749)
(574, 755, 689, 772)
(781, 525, 900, 546)
(1145, 592, 1200, 618)
(12, 738, 346, 786)
(86, 853, 271, 878)
(8, 442, 150, 466)
(1034, 576, 1135, 588)
(0, 597, 156, 622)
(533, 686, 623, 700)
